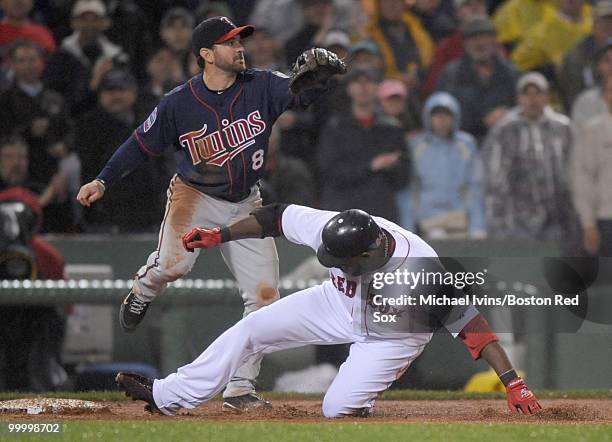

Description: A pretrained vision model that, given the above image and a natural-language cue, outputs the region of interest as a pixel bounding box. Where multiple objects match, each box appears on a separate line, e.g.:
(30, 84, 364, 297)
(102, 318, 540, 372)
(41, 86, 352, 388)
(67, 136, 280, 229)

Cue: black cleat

(222, 393, 272, 412)
(119, 291, 150, 333)
(115, 372, 161, 414)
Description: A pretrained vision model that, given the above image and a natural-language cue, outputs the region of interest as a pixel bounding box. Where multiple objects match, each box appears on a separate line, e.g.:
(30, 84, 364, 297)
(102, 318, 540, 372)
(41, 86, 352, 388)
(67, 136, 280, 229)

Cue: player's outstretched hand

(506, 378, 542, 415)
(182, 227, 222, 252)
(77, 180, 105, 207)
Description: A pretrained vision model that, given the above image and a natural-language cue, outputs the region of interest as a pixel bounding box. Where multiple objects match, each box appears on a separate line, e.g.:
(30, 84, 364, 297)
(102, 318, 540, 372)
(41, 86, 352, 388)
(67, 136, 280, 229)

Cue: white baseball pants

(132, 175, 280, 398)
(152, 284, 432, 417)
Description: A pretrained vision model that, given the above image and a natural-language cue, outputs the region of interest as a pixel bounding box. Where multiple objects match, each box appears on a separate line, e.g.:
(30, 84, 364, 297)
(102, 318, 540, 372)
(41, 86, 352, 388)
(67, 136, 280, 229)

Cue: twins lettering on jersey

(179, 110, 266, 167)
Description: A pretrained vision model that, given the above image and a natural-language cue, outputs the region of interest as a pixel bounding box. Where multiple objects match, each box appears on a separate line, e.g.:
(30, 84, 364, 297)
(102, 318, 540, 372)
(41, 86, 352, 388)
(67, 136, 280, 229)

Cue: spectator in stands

(276, 28, 352, 178)
(421, 0, 488, 97)
(0, 136, 29, 189)
(195, 0, 235, 23)
(137, 46, 183, 116)
(244, 27, 286, 72)
(0, 136, 68, 228)
(410, 0, 456, 42)
(277, 28, 351, 169)
(572, 75, 612, 256)
(321, 29, 351, 62)
(483, 72, 578, 244)
(366, 0, 434, 85)
(104, 0, 153, 81)
(43, 0, 129, 116)
(0, 0, 56, 64)
(0, 39, 71, 187)
(0, 39, 79, 231)
(260, 125, 316, 207)
(558, 0, 612, 112)
(76, 69, 166, 232)
(511, 0, 592, 75)
(300, 33, 357, 163)
(284, 0, 338, 68)
(378, 78, 421, 136)
(317, 68, 410, 222)
(159, 7, 194, 80)
(249, 0, 308, 47)
(435, 16, 518, 141)
(249, 0, 356, 47)
(0, 186, 67, 392)
(275, 109, 319, 181)
(571, 42, 612, 130)
(492, 0, 554, 51)
(221, 0, 257, 25)
(396, 92, 485, 239)
(347, 40, 386, 74)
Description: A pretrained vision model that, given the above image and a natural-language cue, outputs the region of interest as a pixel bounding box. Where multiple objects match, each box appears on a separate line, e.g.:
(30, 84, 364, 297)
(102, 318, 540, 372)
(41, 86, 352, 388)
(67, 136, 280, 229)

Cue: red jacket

(31, 236, 65, 280)
(421, 31, 465, 98)
(421, 32, 508, 98)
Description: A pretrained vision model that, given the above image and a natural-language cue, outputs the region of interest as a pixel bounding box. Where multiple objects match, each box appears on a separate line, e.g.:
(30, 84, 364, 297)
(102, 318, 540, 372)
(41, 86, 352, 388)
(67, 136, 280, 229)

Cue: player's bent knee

(255, 283, 280, 307)
(237, 311, 268, 341)
(159, 258, 194, 281)
(322, 396, 372, 418)
(322, 405, 370, 418)
(321, 397, 349, 418)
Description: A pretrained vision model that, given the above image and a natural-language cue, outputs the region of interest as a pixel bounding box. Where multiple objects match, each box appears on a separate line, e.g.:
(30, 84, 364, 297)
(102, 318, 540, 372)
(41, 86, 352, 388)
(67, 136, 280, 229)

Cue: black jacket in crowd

(317, 112, 410, 223)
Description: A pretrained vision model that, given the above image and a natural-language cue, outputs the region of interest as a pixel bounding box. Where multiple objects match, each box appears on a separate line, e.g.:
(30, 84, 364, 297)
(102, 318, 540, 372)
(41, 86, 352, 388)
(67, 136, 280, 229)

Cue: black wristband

(499, 369, 519, 386)
(250, 203, 288, 238)
(219, 226, 231, 243)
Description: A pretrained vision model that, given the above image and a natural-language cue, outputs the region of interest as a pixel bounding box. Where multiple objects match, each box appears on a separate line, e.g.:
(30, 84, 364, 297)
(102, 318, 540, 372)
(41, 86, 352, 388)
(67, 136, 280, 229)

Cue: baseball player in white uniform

(116, 204, 541, 417)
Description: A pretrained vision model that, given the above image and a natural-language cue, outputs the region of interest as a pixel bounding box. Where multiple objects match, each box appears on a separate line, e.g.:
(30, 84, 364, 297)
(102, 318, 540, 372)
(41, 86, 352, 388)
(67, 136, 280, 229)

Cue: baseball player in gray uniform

(76, 16, 345, 411)
(116, 204, 541, 417)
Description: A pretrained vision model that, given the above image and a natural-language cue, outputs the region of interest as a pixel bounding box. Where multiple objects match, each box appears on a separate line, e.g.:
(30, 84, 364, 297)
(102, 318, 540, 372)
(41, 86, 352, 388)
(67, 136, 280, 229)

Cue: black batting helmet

(316, 209, 383, 268)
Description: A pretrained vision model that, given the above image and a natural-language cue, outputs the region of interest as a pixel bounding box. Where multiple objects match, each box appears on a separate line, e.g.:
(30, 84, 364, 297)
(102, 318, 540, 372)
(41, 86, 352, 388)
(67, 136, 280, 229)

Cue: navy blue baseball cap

(191, 16, 254, 55)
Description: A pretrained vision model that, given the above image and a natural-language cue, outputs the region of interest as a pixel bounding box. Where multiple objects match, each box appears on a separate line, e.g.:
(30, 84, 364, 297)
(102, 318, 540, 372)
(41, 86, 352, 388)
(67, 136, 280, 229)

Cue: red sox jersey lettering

(331, 274, 357, 298)
(179, 110, 267, 167)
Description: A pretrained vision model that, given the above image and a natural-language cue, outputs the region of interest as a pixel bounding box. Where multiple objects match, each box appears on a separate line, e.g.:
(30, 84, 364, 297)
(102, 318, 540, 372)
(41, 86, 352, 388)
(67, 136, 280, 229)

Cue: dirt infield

(2, 399, 611, 424)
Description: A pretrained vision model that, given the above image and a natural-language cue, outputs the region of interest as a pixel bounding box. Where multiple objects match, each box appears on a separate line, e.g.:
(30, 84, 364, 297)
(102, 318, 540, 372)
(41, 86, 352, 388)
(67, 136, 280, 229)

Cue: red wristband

(459, 314, 498, 359)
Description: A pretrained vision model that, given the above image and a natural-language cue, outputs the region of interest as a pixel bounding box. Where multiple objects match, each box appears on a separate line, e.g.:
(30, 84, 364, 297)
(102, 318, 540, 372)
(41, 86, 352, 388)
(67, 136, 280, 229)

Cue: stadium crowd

(1, 0, 612, 256)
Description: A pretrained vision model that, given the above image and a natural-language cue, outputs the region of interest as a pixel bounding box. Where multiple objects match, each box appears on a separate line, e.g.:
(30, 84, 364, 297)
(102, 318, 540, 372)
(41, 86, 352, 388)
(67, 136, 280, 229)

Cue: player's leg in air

(120, 176, 201, 332)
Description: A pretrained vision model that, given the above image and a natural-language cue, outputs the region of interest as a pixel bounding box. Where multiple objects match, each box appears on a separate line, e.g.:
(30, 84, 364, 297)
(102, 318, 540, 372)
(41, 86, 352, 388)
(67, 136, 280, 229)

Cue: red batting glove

(182, 227, 222, 252)
(506, 378, 542, 415)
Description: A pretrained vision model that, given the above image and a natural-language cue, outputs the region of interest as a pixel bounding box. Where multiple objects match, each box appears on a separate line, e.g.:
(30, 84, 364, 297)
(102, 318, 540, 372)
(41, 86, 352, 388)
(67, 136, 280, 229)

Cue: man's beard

(232, 57, 247, 73)
(468, 49, 495, 64)
(218, 57, 246, 73)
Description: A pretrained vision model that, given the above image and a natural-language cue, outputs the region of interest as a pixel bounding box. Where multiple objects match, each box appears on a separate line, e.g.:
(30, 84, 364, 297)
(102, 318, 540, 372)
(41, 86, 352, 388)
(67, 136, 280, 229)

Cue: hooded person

(396, 92, 486, 239)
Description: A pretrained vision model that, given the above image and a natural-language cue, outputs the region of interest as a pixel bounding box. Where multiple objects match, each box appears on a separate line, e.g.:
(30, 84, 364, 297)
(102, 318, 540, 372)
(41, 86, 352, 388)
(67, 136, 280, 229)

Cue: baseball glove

(289, 48, 347, 94)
